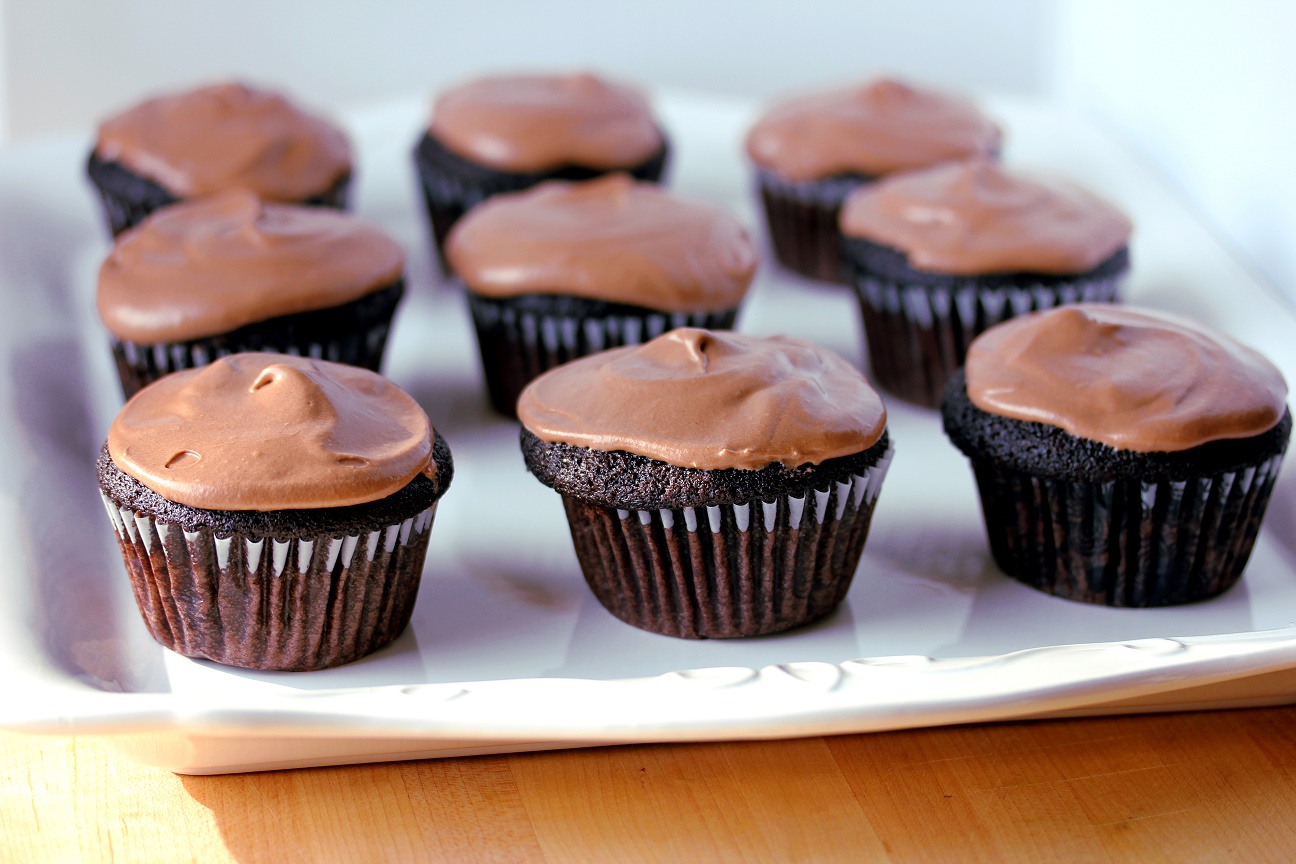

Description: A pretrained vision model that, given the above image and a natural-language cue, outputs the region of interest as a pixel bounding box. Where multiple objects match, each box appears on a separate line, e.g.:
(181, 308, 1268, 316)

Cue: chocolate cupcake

(517, 328, 893, 639)
(414, 72, 669, 273)
(97, 191, 406, 399)
(98, 353, 453, 671)
(941, 305, 1290, 607)
(744, 78, 1000, 283)
(87, 81, 352, 236)
(840, 160, 1132, 408)
(446, 174, 757, 416)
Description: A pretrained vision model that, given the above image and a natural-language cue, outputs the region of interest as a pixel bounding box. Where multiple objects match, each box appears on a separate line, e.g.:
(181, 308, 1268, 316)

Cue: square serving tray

(2, 91, 1294, 774)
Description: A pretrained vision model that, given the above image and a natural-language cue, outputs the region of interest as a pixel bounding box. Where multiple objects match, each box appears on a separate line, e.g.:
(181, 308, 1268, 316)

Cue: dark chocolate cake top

(517, 328, 886, 470)
(966, 305, 1288, 452)
(839, 160, 1132, 275)
(744, 78, 1000, 182)
(108, 353, 437, 511)
(97, 191, 404, 343)
(446, 175, 756, 311)
(429, 72, 662, 173)
(94, 81, 351, 200)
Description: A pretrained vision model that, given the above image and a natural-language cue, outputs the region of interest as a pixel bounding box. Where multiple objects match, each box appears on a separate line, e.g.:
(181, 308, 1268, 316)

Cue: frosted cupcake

(840, 160, 1131, 407)
(414, 72, 669, 273)
(518, 328, 893, 638)
(97, 191, 406, 398)
(98, 353, 454, 670)
(745, 78, 1000, 283)
(87, 81, 352, 236)
(447, 175, 757, 416)
(942, 305, 1290, 606)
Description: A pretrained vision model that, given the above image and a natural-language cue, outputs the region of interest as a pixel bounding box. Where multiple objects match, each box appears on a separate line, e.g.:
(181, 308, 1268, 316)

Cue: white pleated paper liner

(467, 293, 738, 416)
(560, 443, 894, 639)
(971, 454, 1285, 607)
(107, 280, 403, 399)
(849, 271, 1124, 408)
(100, 492, 438, 671)
(753, 168, 869, 284)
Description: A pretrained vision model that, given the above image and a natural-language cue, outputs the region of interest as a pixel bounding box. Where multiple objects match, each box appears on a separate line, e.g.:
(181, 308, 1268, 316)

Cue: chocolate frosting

(108, 353, 435, 511)
(839, 160, 1132, 275)
(428, 72, 663, 173)
(94, 82, 352, 200)
(966, 305, 1288, 452)
(97, 191, 405, 343)
(517, 328, 886, 470)
(446, 175, 757, 311)
(744, 78, 1001, 182)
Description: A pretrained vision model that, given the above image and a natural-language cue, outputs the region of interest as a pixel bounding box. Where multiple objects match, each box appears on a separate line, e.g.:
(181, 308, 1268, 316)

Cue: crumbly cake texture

(843, 238, 1128, 408)
(470, 293, 737, 417)
(521, 431, 893, 638)
(86, 151, 351, 237)
(941, 372, 1291, 482)
(98, 431, 452, 537)
(941, 371, 1291, 607)
(412, 131, 669, 273)
(521, 428, 889, 509)
(108, 278, 405, 400)
(98, 432, 453, 671)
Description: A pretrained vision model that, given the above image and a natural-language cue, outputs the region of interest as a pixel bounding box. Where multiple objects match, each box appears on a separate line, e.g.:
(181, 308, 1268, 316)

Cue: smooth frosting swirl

(108, 353, 434, 511)
(94, 81, 352, 200)
(744, 78, 1001, 183)
(839, 160, 1132, 275)
(97, 191, 405, 344)
(517, 328, 886, 470)
(966, 305, 1288, 452)
(428, 72, 663, 172)
(446, 175, 757, 311)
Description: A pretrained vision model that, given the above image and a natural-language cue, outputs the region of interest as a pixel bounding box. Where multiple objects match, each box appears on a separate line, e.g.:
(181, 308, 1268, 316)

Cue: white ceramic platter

(2, 92, 1295, 775)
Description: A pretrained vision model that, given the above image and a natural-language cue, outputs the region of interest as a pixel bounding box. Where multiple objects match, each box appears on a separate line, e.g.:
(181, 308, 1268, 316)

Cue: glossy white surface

(1, 92, 1295, 774)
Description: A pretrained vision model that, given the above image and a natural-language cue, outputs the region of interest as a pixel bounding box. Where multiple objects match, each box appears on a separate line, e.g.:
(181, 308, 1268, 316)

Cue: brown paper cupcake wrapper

(560, 443, 894, 638)
(100, 493, 438, 671)
(852, 273, 1124, 408)
(468, 294, 738, 416)
(971, 454, 1284, 607)
(754, 169, 868, 284)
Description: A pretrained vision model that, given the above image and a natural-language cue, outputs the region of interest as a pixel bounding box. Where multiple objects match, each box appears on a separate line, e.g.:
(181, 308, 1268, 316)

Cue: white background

(0, 0, 1292, 308)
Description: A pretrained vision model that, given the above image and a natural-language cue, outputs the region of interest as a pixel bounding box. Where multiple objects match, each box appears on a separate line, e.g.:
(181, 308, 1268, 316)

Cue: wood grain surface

(5, 707, 1296, 863)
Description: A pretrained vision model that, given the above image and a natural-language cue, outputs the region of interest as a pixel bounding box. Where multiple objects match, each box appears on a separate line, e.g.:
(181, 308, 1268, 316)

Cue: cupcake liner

(86, 153, 351, 237)
(413, 133, 669, 275)
(559, 443, 894, 638)
(754, 168, 869, 284)
(99, 491, 439, 671)
(468, 293, 737, 416)
(851, 272, 1124, 408)
(971, 454, 1284, 607)
(108, 280, 404, 399)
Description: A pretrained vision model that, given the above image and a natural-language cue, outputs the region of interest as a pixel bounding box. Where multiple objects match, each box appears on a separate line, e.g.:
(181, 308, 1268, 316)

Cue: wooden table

(4, 707, 1295, 862)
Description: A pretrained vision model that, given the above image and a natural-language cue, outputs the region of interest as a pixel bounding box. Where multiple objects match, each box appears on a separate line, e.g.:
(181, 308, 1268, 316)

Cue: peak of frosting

(446, 175, 757, 311)
(429, 72, 663, 173)
(95, 81, 352, 200)
(966, 305, 1288, 452)
(744, 78, 1001, 182)
(97, 191, 405, 343)
(108, 353, 434, 510)
(839, 160, 1133, 275)
(517, 328, 886, 470)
